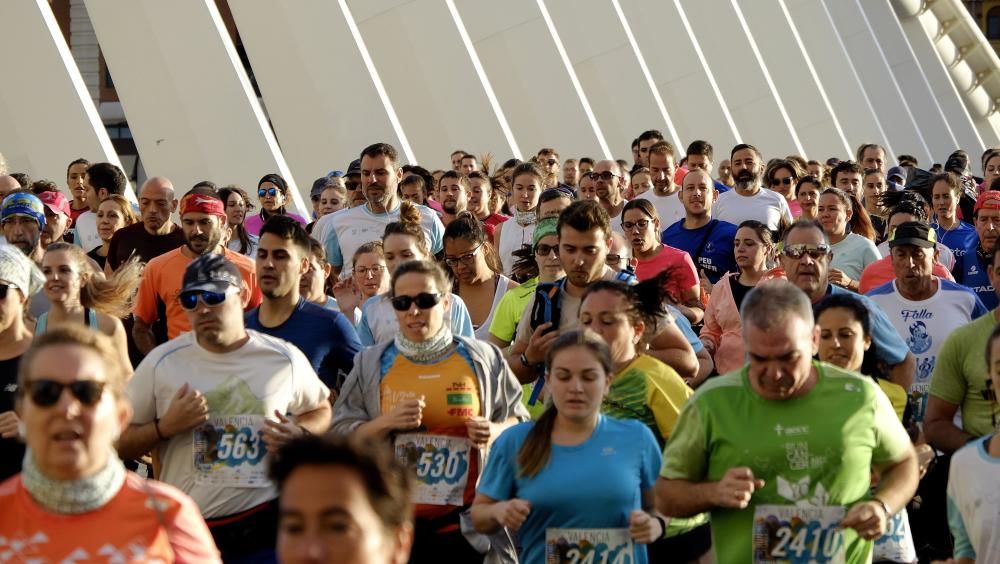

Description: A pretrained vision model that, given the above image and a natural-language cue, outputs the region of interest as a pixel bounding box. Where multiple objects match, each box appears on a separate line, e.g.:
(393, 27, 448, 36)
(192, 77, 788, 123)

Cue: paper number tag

(192, 415, 268, 487)
(394, 433, 470, 506)
(545, 528, 633, 564)
(752, 505, 846, 564)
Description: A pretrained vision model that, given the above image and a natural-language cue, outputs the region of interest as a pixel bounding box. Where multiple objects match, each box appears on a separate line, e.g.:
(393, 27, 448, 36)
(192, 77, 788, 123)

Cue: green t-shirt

(488, 277, 537, 344)
(661, 361, 911, 564)
(929, 310, 1000, 437)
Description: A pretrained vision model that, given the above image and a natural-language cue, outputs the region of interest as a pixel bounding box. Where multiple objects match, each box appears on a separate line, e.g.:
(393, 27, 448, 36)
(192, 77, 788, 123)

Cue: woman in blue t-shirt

(471, 330, 665, 564)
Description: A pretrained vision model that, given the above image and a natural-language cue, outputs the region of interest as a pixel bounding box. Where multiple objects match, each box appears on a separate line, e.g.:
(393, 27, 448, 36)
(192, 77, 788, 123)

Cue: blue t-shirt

(245, 298, 362, 390)
(933, 221, 978, 261)
(478, 416, 661, 564)
(952, 247, 998, 310)
(826, 285, 909, 365)
(661, 218, 738, 284)
(714, 180, 731, 194)
(666, 304, 704, 353)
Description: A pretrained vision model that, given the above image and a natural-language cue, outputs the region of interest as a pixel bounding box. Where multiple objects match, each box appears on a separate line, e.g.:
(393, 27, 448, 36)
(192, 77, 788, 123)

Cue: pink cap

(38, 190, 72, 218)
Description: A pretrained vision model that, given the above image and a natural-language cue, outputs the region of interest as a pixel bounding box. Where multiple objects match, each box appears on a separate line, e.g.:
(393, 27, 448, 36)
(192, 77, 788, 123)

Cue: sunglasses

(25, 379, 106, 407)
(606, 254, 623, 265)
(535, 243, 559, 257)
(771, 177, 794, 186)
(545, 159, 558, 166)
(390, 292, 442, 312)
(179, 290, 229, 311)
(345, 181, 361, 191)
(258, 188, 280, 198)
(782, 244, 831, 260)
(595, 171, 619, 182)
(0, 283, 15, 300)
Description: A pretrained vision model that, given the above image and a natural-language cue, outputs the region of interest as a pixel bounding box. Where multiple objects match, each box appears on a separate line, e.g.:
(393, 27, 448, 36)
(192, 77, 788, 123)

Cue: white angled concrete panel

(0, 0, 130, 195)
(84, 0, 305, 215)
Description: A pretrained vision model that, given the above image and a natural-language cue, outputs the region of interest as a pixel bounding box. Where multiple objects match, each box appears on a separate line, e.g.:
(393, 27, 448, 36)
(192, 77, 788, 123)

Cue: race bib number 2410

(752, 505, 846, 564)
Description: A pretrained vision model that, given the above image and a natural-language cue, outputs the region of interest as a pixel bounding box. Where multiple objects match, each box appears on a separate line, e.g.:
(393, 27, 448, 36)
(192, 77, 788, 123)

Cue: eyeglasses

(355, 265, 385, 277)
(545, 159, 558, 167)
(25, 379, 106, 407)
(0, 283, 16, 300)
(771, 177, 794, 186)
(622, 219, 650, 231)
(606, 254, 624, 266)
(345, 180, 361, 191)
(535, 243, 559, 257)
(595, 171, 620, 182)
(444, 244, 482, 267)
(179, 290, 230, 311)
(390, 292, 442, 312)
(782, 244, 831, 260)
(258, 188, 279, 198)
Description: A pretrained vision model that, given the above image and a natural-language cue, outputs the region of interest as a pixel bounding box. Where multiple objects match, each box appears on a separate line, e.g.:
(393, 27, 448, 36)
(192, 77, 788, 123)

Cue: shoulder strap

(529, 281, 562, 331)
(34, 313, 47, 336)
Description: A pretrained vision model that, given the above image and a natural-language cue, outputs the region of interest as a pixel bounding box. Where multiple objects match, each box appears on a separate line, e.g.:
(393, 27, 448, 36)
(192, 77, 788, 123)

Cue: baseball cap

(180, 192, 226, 217)
(38, 191, 71, 218)
(346, 159, 362, 177)
(974, 190, 1000, 214)
(888, 221, 936, 249)
(181, 253, 243, 295)
(886, 166, 905, 183)
(327, 170, 344, 178)
(0, 192, 46, 229)
(310, 177, 335, 199)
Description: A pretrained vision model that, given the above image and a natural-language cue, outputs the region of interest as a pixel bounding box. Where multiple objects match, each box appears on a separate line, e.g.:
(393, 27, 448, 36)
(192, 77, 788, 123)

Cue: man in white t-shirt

(866, 221, 987, 423)
(323, 143, 444, 276)
(594, 159, 627, 228)
(120, 253, 331, 562)
(712, 143, 793, 233)
(74, 162, 127, 252)
(636, 141, 686, 227)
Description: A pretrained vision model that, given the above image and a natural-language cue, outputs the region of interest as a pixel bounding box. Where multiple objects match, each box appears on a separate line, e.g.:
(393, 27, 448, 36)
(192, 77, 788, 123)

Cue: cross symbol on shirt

(774, 423, 784, 436)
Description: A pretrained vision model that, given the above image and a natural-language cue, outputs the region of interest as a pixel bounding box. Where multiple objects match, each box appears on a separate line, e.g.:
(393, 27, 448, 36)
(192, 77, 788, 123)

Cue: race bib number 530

(193, 415, 268, 487)
(394, 433, 469, 506)
(545, 528, 633, 564)
(752, 505, 846, 564)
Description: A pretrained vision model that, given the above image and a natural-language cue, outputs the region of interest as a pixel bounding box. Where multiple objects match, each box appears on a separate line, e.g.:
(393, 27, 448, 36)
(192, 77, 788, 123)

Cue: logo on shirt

(906, 321, 931, 355)
(773, 423, 809, 437)
(969, 265, 979, 276)
(601, 447, 616, 457)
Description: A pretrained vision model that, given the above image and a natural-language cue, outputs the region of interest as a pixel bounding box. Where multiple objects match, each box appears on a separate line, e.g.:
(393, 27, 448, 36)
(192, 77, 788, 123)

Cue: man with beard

(37, 191, 72, 248)
(324, 143, 444, 276)
(438, 170, 471, 227)
(105, 176, 185, 273)
(74, 162, 127, 252)
(592, 159, 627, 230)
(712, 143, 792, 233)
(132, 192, 261, 354)
(953, 191, 1000, 310)
(636, 141, 686, 227)
(536, 148, 561, 189)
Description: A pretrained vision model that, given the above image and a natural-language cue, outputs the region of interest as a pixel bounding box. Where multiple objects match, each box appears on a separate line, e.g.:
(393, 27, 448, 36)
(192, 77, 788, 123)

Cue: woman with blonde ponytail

(38, 242, 140, 372)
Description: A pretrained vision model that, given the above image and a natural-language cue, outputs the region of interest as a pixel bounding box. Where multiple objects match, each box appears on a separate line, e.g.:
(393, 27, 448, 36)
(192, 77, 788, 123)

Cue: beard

(443, 200, 464, 215)
(734, 168, 760, 191)
(186, 230, 224, 255)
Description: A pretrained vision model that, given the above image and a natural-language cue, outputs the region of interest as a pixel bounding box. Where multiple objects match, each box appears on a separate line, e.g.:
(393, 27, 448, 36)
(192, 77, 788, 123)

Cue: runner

(331, 241, 390, 324)
(495, 162, 542, 276)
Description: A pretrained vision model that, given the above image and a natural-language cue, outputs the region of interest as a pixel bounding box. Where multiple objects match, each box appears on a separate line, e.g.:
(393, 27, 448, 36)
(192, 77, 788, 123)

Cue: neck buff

(394, 322, 455, 364)
(21, 448, 126, 514)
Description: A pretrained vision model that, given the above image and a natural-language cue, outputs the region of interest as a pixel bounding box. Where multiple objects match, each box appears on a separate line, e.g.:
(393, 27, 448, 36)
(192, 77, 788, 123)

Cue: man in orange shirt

(133, 192, 261, 354)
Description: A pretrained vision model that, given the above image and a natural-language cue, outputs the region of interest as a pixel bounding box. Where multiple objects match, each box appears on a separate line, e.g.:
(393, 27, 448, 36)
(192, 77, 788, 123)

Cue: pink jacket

(700, 272, 745, 375)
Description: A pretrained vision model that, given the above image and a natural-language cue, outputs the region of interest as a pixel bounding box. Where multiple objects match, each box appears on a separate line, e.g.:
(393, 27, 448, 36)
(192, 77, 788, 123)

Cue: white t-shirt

(947, 436, 1000, 562)
(73, 211, 101, 252)
(311, 212, 337, 245)
(322, 202, 444, 273)
(127, 330, 330, 519)
(830, 232, 881, 280)
(636, 190, 685, 228)
(498, 221, 535, 276)
(712, 187, 792, 232)
(867, 278, 986, 422)
(878, 240, 955, 270)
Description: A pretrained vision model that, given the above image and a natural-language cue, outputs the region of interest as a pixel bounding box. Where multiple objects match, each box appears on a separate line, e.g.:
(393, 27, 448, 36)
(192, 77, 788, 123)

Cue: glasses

(390, 292, 442, 312)
(782, 244, 831, 260)
(622, 219, 650, 231)
(345, 181, 360, 191)
(535, 243, 559, 257)
(179, 290, 229, 311)
(545, 159, 558, 167)
(258, 188, 279, 198)
(25, 379, 106, 407)
(606, 254, 624, 266)
(0, 283, 15, 300)
(355, 265, 385, 277)
(444, 244, 482, 267)
(595, 171, 620, 182)
(771, 177, 794, 186)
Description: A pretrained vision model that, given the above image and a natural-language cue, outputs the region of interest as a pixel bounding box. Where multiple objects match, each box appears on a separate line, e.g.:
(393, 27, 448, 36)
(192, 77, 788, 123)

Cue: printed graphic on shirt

(905, 320, 931, 354)
(545, 528, 634, 564)
(752, 505, 846, 563)
(0, 531, 164, 563)
(395, 433, 470, 506)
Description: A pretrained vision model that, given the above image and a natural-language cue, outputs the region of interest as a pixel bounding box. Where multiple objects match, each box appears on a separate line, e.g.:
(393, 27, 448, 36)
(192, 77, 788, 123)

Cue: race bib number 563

(752, 505, 846, 564)
(193, 415, 268, 487)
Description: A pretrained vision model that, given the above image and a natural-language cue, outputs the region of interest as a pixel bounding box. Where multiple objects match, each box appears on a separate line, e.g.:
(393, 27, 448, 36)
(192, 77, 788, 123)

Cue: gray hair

(740, 280, 814, 332)
(782, 219, 829, 246)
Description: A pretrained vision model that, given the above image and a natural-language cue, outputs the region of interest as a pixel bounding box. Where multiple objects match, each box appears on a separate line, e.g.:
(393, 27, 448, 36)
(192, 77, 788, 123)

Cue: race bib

(545, 528, 634, 564)
(874, 508, 916, 563)
(752, 505, 846, 564)
(394, 433, 469, 506)
(192, 415, 268, 487)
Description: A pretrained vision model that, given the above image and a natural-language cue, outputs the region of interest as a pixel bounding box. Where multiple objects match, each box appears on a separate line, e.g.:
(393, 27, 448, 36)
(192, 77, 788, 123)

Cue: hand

(332, 277, 361, 315)
(628, 510, 662, 544)
(841, 500, 890, 541)
(261, 410, 306, 451)
(380, 396, 425, 432)
(524, 323, 560, 366)
(0, 411, 20, 439)
(494, 499, 531, 530)
(159, 383, 209, 438)
(714, 467, 765, 509)
(466, 417, 491, 450)
(699, 270, 712, 296)
(828, 268, 854, 291)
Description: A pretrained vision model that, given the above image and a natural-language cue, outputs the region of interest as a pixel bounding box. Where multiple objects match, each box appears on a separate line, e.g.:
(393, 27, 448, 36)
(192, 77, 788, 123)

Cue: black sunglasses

(179, 290, 229, 311)
(0, 283, 14, 300)
(771, 177, 794, 186)
(25, 379, 106, 407)
(390, 292, 442, 312)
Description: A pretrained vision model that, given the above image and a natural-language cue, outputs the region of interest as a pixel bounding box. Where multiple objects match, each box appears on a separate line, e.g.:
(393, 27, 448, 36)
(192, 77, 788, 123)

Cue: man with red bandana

(133, 191, 261, 353)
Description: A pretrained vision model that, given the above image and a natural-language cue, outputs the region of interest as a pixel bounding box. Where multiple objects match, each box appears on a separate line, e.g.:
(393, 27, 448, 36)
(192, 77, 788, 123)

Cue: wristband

(153, 418, 167, 441)
(520, 352, 538, 370)
(871, 496, 892, 520)
(655, 515, 669, 540)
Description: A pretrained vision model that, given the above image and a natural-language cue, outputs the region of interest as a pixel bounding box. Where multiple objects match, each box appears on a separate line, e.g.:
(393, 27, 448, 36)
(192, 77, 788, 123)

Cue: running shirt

(830, 232, 881, 281)
(472, 275, 512, 340)
(34, 308, 99, 335)
(603, 354, 692, 446)
(0, 357, 23, 482)
(0, 472, 220, 563)
(947, 436, 1000, 562)
(632, 245, 699, 304)
(930, 311, 1000, 438)
(488, 277, 537, 344)
(933, 220, 978, 260)
(323, 203, 444, 273)
(712, 188, 792, 232)
(661, 362, 911, 564)
(243, 211, 307, 237)
(952, 247, 998, 310)
(661, 218, 738, 284)
(635, 190, 685, 228)
(357, 293, 474, 346)
(478, 416, 661, 564)
(867, 279, 987, 422)
(498, 221, 535, 276)
(72, 211, 101, 252)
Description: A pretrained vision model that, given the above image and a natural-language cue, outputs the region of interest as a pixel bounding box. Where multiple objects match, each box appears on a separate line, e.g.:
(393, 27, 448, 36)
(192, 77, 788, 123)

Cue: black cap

(888, 221, 936, 249)
(181, 254, 242, 294)
(346, 159, 362, 176)
(310, 176, 334, 198)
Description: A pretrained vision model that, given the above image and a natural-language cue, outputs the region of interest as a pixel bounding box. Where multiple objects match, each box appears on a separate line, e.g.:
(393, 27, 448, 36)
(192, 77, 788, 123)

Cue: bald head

(0, 175, 22, 199)
(138, 176, 177, 234)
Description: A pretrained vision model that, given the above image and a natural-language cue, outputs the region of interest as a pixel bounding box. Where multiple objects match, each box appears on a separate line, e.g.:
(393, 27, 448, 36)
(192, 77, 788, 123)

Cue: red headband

(180, 193, 226, 217)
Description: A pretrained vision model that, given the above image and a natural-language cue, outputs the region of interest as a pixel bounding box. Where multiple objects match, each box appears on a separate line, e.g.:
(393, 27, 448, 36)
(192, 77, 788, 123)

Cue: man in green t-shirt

(926, 244, 1000, 454)
(656, 281, 918, 564)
